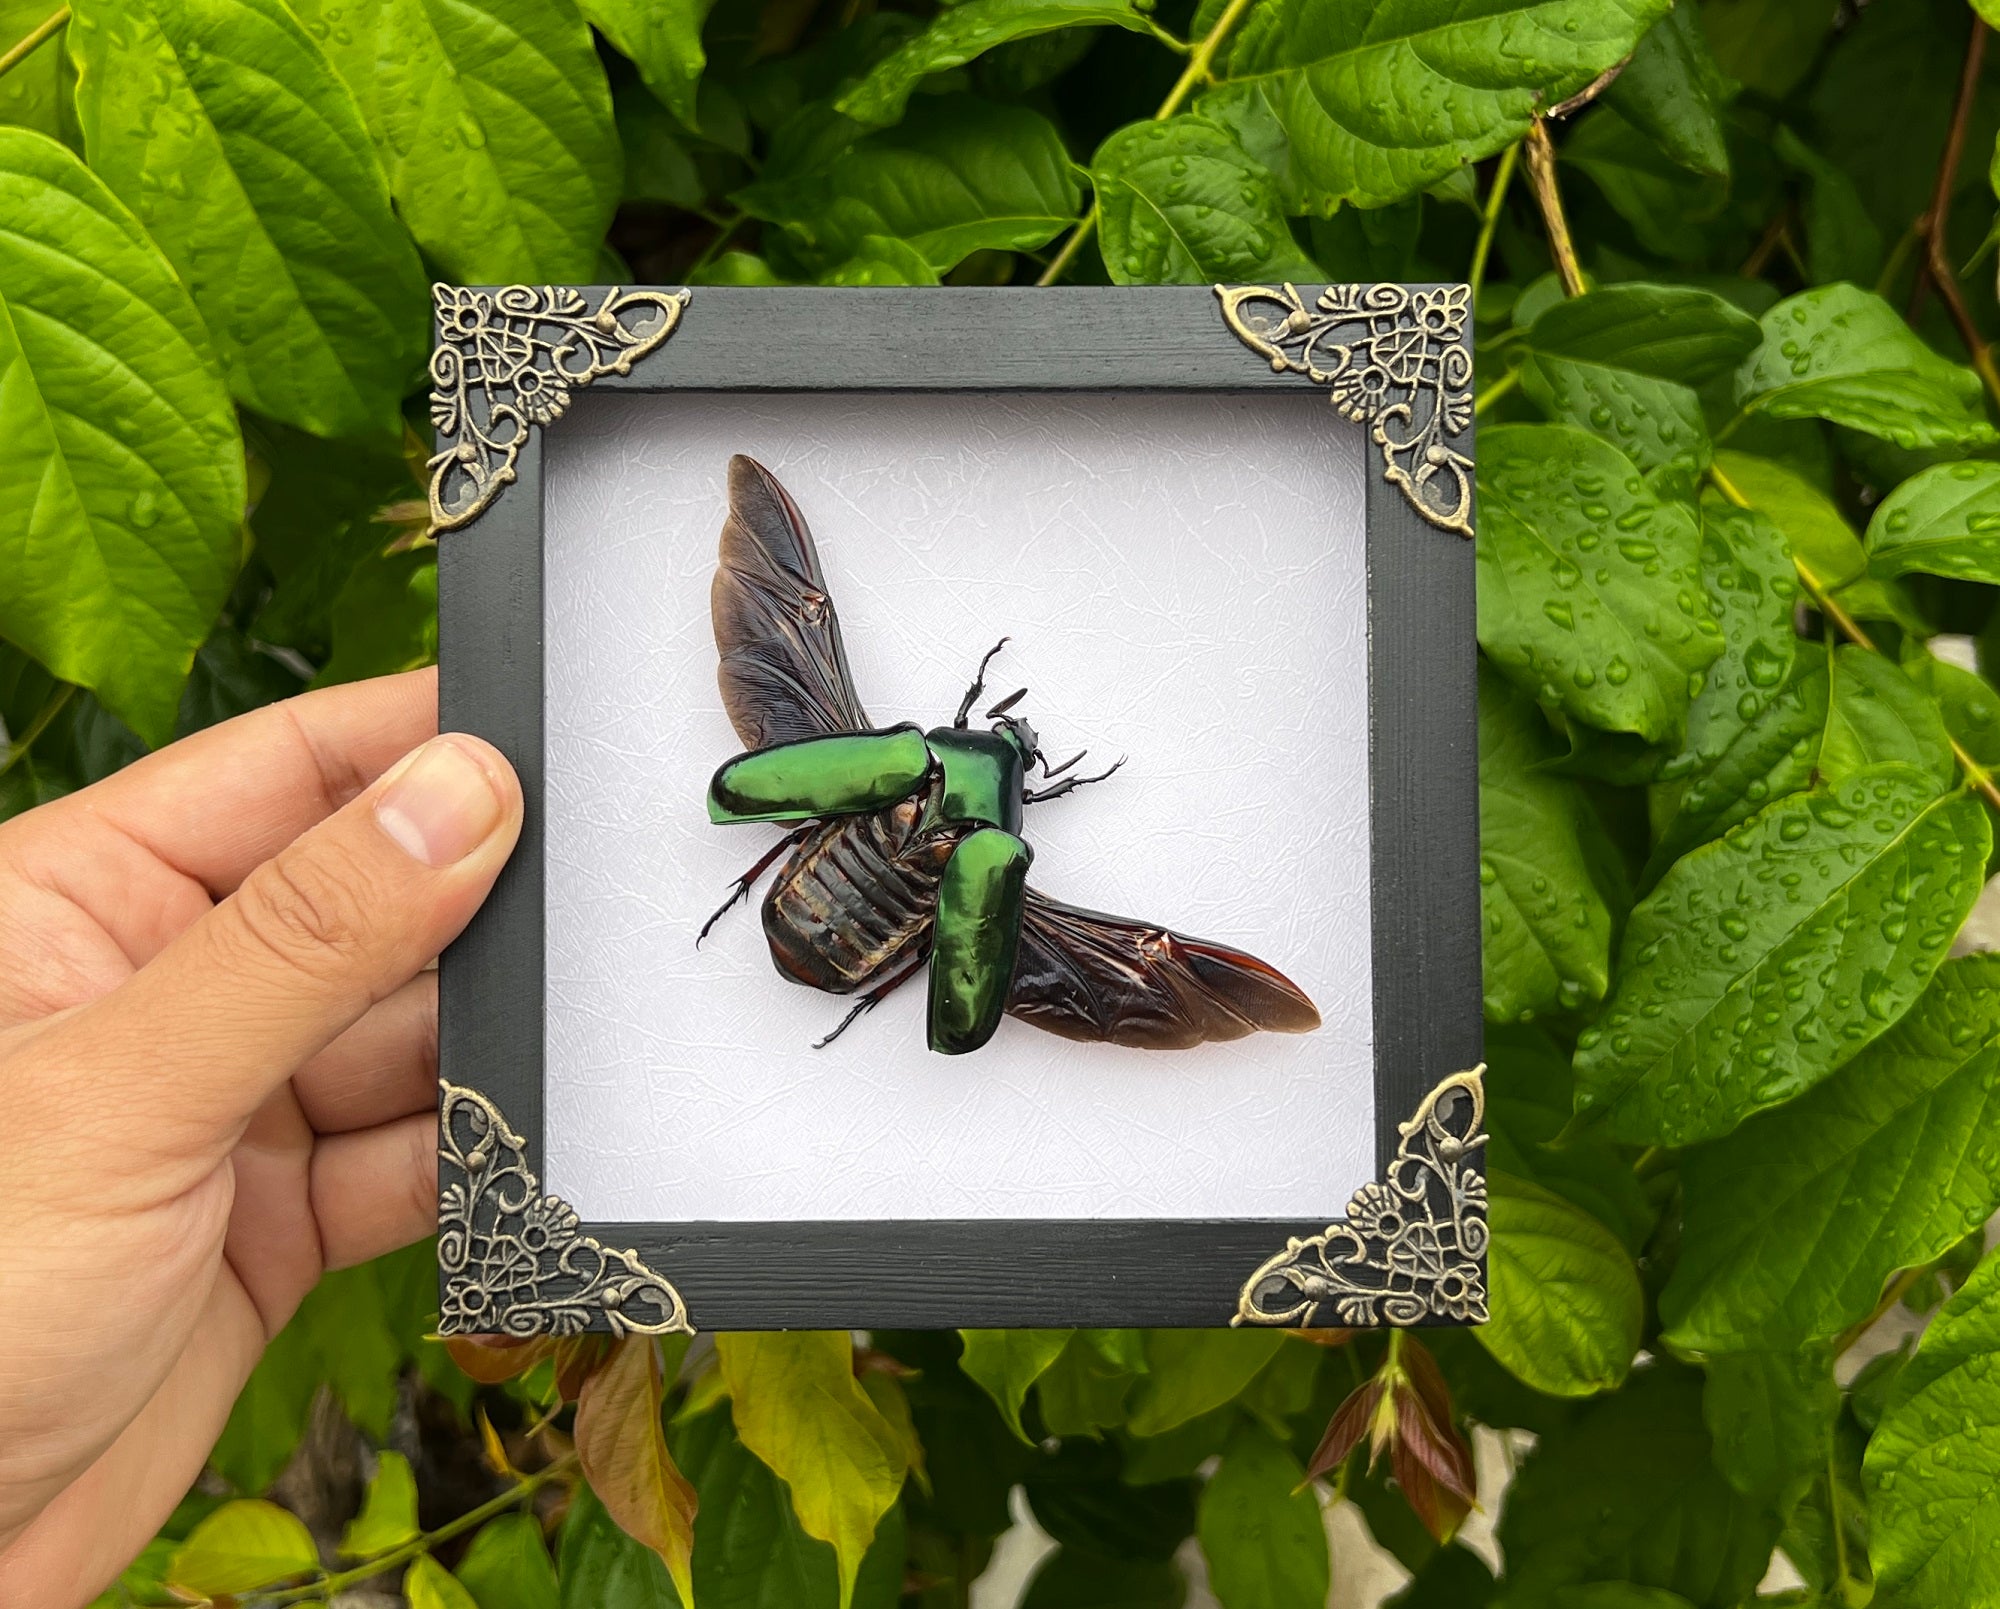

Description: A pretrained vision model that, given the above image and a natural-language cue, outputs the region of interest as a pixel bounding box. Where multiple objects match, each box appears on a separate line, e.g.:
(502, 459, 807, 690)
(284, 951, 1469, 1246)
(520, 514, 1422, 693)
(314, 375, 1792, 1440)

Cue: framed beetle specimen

(433, 285, 1483, 1334)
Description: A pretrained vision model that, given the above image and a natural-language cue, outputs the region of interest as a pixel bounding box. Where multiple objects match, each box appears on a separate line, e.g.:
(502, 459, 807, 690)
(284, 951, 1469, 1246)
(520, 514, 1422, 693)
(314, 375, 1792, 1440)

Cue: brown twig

(1914, 16, 2000, 410)
(0, 4, 66, 80)
(1524, 120, 1586, 297)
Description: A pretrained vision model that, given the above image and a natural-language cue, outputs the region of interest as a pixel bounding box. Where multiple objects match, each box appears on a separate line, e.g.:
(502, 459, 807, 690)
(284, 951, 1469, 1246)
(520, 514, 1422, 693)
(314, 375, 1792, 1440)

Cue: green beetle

(702, 455, 1321, 1057)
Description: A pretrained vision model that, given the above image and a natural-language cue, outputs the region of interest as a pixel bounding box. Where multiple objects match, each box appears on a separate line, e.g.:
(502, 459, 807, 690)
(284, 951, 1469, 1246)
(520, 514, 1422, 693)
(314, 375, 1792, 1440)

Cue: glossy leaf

(408, 1553, 483, 1609)
(1819, 645, 1954, 790)
(1709, 448, 1865, 590)
(1601, 4, 1730, 178)
(1675, 496, 1798, 769)
(1476, 423, 1721, 744)
(340, 1450, 420, 1557)
(717, 1331, 907, 1609)
(1093, 114, 1315, 284)
(741, 98, 1079, 274)
(1196, 1422, 1328, 1609)
(1864, 1249, 2000, 1608)
(819, 234, 940, 286)
(70, 0, 428, 435)
(836, 0, 1153, 127)
(167, 1499, 321, 1597)
(1734, 285, 2000, 451)
(1700, 1346, 1836, 1509)
(0, 127, 243, 746)
(1661, 956, 2000, 1351)
(1201, 0, 1669, 212)
(1127, 1330, 1286, 1437)
(1573, 766, 1988, 1146)
(574, 1336, 698, 1605)
(1036, 1328, 1144, 1435)
(1477, 661, 1615, 1023)
(455, 1513, 561, 1609)
(1476, 1172, 1641, 1397)
(1496, 1366, 1778, 1607)
(294, 0, 620, 284)
(558, 1483, 678, 1609)
(957, 1328, 1069, 1442)
(584, 0, 713, 129)
(1865, 460, 2000, 584)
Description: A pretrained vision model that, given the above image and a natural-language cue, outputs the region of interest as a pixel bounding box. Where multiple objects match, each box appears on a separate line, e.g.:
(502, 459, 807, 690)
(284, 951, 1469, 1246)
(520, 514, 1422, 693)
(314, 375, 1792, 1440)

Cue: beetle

(701, 454, 1322, 1056)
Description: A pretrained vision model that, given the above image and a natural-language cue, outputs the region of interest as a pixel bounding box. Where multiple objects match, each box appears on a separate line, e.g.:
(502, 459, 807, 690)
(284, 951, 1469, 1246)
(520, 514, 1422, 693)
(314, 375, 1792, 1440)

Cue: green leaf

(209, 1305, 319, 1491)
(313, 546, 438, 686)
(1710, 449, 1865, 590)
(1021, 1550, 1187, 1609)
(819, 234, 941, 285)
(1037, 1329, 1144, 1436)
(1819, 646, 1955, 790)
(1127, 1330, 1286, 1437)
(717, 1331, 908, 1609)
(176, 629, 306, 736)
(1773, 125, 1885, 288)
(1661, 956, 2000, 1352)
(1196, 1422, 1328, 1609)
(1201, 0, 1669, 212)
(167, 1500, 321, 1597)
(408, 1554, 483, 1609)
(1388, 1546, 1498, 1608)
(1864, 1249, 2000, 1608)
(1574, 767, 1989, 1146)
(1676, 495, 1799, 768)
(340, 1450, 420, 1558)
(1865, 460, 2000, 584)
(455, 1514, 560, 1609)
(1548, 1590, 1697, 1609)
(1734, 285, 1999, 452)
(1496, 1365, 1779, 1608)
(1601, 3, 1730, 178)
(1476, 1172, 1642, 1396)
(1477, 661, 1616, 1023)
(558, 1483, 677, 1609)
(957, 1329, 1070, 1442)
(0, 127, 244, 746)
(70, 0, 427, 436)
(1093, 114, 1314, 285)
(835, 0, 1153, 128)
(1024, 1437, 1196, 1560)
(1560, 104, 1729, 262)
(740, 98, 1080, 274)
(293, 0, 620, 285)
(1699, 0, 1831, 99)
(1476, 423, 1722, 745)
(1700, 1347, 1836, 1509)
(583, 0, 714, 129)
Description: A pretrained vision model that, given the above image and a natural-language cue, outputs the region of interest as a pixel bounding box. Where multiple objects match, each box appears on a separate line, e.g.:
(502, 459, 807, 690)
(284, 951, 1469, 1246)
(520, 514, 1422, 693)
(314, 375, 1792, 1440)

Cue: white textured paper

(541, 390, 1374, 1223)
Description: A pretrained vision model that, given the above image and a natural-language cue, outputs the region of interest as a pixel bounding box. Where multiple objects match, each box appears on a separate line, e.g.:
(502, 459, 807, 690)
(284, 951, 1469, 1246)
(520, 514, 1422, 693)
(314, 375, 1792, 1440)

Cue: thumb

(42, 733, 522, 1146)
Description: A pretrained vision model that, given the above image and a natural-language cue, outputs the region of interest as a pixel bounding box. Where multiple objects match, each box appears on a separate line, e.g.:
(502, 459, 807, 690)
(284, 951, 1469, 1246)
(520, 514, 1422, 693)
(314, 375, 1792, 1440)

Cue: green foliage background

(9, 0, 2000, 1603)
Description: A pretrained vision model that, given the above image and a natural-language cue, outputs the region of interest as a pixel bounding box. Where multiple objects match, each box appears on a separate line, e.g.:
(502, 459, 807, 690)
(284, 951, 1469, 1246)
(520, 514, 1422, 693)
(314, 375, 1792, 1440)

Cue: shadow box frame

(429, 284, 1485, 1337)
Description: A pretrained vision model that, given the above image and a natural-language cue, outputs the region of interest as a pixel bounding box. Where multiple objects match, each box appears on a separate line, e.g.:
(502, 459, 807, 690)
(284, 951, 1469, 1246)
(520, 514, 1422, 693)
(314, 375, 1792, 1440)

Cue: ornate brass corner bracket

(1233, 1065, 1488, 1328)
(438, 1082, 693, 1337)
(1214, 282, 1475, 538)
(426, 283, 690, 533)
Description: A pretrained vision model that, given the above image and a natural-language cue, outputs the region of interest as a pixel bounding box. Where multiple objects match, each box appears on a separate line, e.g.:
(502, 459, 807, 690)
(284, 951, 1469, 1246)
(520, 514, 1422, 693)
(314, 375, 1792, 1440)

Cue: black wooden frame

(437, 286, 1481, 1330)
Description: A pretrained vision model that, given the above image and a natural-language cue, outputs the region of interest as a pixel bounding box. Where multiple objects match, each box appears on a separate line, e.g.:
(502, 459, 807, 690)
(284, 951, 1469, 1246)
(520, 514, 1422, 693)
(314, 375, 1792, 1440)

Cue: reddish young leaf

(1304, 1376, 1384, 1481)
(574, 1336, 699, 1605)
(444, 1335, 555, 1384)
(1390, 1433, 1474, 1544)
(555, 1335, 615, 1402)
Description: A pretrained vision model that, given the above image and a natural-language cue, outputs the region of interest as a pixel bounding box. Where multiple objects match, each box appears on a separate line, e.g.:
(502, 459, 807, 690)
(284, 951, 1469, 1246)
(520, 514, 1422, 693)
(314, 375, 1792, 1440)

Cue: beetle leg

(1025, 755, 1126, 804)
(953, 637, 1010, 727)
(814, 949, 929, 1048)
(1039, 747, 1086, 778)
(697, 826, 813, 945)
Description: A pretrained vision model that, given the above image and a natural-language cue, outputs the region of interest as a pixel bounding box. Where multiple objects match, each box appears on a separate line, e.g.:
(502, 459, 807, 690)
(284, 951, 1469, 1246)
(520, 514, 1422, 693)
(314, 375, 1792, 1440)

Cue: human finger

(38, 733, 519, 1147)
(309, 1112, 434, 1270)
(293, 972, 438, 1134)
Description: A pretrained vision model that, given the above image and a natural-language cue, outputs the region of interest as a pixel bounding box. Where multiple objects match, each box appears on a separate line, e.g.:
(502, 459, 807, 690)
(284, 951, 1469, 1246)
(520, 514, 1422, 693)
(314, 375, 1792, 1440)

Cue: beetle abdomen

(763, 785, 959, 993)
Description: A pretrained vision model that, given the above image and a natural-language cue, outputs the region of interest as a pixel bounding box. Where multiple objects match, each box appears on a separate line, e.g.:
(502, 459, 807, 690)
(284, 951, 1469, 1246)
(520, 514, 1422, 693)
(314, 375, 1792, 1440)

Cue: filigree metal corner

(426, 283, 690, 533)
(1233, 1065, 1488, 1328)
(438, 1081, 693, 1337)
(1214, 282, 1474, 538)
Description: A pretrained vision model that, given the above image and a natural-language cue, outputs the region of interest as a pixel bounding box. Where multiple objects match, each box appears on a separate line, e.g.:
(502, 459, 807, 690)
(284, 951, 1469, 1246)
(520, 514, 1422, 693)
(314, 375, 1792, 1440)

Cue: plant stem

(1468, 143, 1520, 310)
(1143, 18, 1193, 54)
(0, 4, 67, 81)
(1914, 15, 2000, 411)
(1036, 0, 1258, 286)
(1524, 120, 1586, 298)
(267, 1453, 577, 1604)
(1474, 365, 1523, 415)
(1833, 1267, 1924, 1359)
(1710, 461, 2000, 813)
(0, 682, 72, 778)
(687, 211, 747, 276)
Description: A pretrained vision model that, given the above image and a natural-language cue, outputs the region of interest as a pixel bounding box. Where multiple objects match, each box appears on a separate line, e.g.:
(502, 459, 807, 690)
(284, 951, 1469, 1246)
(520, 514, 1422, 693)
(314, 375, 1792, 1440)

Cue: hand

(0, 668, 522, 1607)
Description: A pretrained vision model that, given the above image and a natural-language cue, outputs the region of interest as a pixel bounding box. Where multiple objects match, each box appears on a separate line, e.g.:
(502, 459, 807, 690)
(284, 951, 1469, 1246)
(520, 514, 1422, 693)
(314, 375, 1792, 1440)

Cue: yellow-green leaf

(168, 1499, 321, 1597)
(340, 1450, 421, 1558)
(408, 1552, 483, 1609)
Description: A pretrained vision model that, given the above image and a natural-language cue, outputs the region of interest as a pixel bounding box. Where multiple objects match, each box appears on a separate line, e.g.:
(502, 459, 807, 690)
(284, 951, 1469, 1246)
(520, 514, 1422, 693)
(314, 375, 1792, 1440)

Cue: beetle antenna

(985, 687, 1028, 719)
(953, 637, 1009, 727)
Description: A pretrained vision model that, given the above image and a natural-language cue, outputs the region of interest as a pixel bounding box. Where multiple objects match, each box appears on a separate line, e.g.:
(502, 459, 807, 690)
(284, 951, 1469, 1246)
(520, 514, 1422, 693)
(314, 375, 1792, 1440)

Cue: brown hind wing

(1007, 888, 1321, 1049)
(713, 454, 872, 748)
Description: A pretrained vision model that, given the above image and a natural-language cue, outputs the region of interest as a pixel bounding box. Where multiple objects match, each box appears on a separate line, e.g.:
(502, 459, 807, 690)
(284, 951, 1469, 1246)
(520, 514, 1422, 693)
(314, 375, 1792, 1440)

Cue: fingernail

(375, 736, 505, 867)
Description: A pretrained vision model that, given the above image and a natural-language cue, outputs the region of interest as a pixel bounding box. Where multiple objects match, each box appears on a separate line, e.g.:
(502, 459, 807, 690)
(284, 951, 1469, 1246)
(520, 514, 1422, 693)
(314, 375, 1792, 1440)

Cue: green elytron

(702, 455, 1321, 1056)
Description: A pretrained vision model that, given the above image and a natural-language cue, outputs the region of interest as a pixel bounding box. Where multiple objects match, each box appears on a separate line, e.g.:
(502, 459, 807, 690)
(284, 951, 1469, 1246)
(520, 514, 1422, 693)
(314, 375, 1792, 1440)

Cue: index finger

(44, 668, 439, 897)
